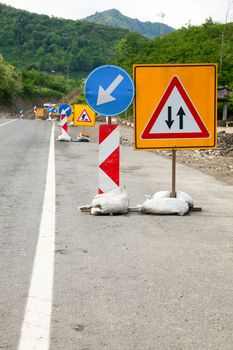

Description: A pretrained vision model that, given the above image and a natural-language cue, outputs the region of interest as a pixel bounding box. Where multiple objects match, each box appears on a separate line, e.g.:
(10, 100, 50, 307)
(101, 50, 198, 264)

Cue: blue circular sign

(84, 65, 135, 116)
(58, 103, 72, 117)
(48, 106, 57, 113)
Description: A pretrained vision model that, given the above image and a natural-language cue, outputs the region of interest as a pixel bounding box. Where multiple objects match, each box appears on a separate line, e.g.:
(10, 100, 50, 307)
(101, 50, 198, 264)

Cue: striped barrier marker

(57, 104, 72, 141)
(57, 111, 72, 141)
(34, 106, 37, 118)
(98, 124, 120, 194)
(61, 114, 68, 134)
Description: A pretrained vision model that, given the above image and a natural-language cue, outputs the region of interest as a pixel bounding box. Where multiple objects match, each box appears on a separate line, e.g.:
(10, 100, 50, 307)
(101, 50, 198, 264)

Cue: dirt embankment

(172, 129, 233, 185)
(0, 96, 61, 118)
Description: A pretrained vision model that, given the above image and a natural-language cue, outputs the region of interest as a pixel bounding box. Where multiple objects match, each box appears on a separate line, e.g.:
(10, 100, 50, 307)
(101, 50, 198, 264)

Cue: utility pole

(157, 12, 166, 39)
(66, 64, 70, 90)
(219, 0, 233, 77)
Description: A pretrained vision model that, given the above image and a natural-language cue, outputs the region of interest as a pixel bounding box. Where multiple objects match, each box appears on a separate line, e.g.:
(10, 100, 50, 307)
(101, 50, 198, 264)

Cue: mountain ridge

(83, 9, 175, 39)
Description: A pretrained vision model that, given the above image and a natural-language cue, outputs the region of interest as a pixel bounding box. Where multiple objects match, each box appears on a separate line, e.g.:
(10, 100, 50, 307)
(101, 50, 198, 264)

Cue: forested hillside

(114, 20, 233, 88)
(0, 3, 129, 76)
(0, 53, 77, 107)
(84, 9, 175, 39)
(0, 3, 232, 110)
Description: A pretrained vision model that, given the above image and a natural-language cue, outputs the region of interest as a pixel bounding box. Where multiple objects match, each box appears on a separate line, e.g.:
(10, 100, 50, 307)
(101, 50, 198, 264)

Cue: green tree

(114, 32, 148, 73)
(114, 20, 233, 88)
(0, 55, 22, 104)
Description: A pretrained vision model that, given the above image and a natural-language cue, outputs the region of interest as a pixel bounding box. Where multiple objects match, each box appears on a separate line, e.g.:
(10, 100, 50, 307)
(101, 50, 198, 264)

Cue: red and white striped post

(34, 106, 37, 119)
(57, 109, 72, 141)
(98, 124, 120, 194)
(61, 113, 68, 134)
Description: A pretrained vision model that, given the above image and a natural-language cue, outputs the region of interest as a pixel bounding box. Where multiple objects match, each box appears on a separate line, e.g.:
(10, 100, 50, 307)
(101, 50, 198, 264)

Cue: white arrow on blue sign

(84, 65, 135, 116)
(48, 106, 57, 113)
(58, 103, 72, 117)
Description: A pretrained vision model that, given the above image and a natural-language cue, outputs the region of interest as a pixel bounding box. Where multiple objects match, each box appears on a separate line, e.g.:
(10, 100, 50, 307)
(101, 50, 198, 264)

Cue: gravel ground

(119, 123, 233, 186)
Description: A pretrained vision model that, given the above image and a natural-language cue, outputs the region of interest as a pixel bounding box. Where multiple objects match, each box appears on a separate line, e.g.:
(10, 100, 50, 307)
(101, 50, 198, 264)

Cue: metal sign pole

(107, 116, 111, 125)
(171, 150, 176, 198)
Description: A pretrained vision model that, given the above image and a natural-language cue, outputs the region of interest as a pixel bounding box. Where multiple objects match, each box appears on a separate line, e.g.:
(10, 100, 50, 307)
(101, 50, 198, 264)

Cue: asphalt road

(1, 118, 233, 350)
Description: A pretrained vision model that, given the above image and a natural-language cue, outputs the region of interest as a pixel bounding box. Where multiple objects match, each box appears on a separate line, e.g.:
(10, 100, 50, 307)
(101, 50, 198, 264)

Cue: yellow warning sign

(36, 108, 44, 118)
(73, 104, 96, 127)
(133, 64, 217, 150)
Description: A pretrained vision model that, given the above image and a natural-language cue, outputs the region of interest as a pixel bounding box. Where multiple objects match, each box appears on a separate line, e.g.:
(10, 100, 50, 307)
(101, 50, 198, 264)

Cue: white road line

(0, 119, 18, 127)
(18, 123, 55, 350)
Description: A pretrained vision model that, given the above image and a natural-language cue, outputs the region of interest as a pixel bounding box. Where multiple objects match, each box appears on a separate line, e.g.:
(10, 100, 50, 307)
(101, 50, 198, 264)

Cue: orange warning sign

(134, 64, 217, 150)
(73, 104, 96, 127)
(36, 108, 44, 118)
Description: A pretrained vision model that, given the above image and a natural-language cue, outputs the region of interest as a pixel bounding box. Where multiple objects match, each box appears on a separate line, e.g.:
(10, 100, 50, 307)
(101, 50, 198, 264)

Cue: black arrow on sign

(165, 106, 174, 129)
(177, 107, 186, 129)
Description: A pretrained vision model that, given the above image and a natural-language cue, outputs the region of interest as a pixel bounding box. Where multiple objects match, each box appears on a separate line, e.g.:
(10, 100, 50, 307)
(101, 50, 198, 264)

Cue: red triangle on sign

(141, 76, 210, 139)
(77, 109, 92, 122)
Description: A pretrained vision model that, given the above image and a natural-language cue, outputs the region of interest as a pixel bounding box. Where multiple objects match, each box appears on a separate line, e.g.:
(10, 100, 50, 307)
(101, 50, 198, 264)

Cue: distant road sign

(58, 103, 72, 117)
(134, 64, 217, 150)
(84, 65, 135, 116)
(48, 106, 57, 113)
(73, 104, 96, 127)
(36, 108, 44, 118)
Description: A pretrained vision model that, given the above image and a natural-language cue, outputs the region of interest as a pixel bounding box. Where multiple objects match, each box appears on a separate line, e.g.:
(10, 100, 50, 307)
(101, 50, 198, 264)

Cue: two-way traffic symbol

(141, 76, 209, 139)
(166, 106, 186, 130)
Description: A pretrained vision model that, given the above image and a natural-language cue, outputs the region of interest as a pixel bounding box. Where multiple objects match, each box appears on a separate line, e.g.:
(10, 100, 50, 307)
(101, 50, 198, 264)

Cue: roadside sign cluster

(84, 63, 217, 151)
(37, 64, 217, 193)
(32, 64, 218, 197)
(83, 63, 217, 194)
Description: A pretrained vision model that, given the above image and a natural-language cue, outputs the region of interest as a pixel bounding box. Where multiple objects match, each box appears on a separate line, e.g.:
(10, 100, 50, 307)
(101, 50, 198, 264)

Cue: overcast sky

(1, 0, 232, 29)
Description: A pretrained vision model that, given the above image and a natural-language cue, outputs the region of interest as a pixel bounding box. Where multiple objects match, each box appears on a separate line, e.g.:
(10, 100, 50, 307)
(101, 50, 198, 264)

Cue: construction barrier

(98, 124, 120, 194)
(57, 104, 72, 141)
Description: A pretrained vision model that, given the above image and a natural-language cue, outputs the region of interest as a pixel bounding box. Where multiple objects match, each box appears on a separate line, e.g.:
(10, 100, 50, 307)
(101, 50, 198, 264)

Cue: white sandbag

(152, 190, 194, 208)
(176, 191, 194, 208)
(141, 197, 189, 216)
(91, 187, 129, 215)
(152, 191, 170, 199)
(56, 134, 72, 142)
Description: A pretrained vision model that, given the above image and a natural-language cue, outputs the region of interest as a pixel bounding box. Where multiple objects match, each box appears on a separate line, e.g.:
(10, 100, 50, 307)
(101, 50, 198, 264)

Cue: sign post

(84, 64, 135, 193)
(171, 150, 176, 198)
(134, 64, 217, 198)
